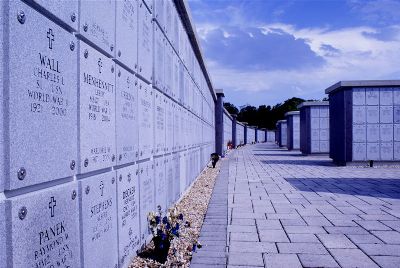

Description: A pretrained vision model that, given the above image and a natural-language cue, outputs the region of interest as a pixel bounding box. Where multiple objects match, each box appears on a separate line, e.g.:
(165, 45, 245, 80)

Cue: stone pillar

(215, 89, 224, 156)
(244, 123, 248, 145)
(232, 114, 237, 148)
(255, 128, 258, 143)
(265, 129, 267, 142)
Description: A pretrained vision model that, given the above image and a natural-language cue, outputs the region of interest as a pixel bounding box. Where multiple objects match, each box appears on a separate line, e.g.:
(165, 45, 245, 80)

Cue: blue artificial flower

(175, 223, 180, 230)
(192, 244, 197, 252)
(166, 223, 171, 230)
(162, 216, 168, 224)
(157, 229, 163, 236)
(161, 233, 167, 241)
(178, 213, 183, 220)
(155, 216, 160, 224)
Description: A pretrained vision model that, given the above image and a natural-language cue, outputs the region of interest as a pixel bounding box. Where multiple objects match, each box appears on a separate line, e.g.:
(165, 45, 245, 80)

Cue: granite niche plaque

(173, 153, 181, 201)
(353, 88, 365, 105)
(394, 142, 400, 160)
(79, 0, 115, 56)
(353, 106, 366, 124)
(367, 143, 379, 160)
(117, 165, 140, 268)
(165, 98, 174, 153)
(380, 124, 393, 142)
(79, 171, 118, 268)
(155, 157, 167, 212)
(366, 89, 379, 105)
(394, 90, 400, 105)
(380, 106, 393, 123)
(353, 124, 366, 142)
(8, 183, 80, 267)
(380, 89, 393, 105)
(138, 0, 153, 82)
(380, 142, 393, 160)
(0, 201, 5, 265)
(27, 0, 79, 31)
(4, 1, 78, 190)
(353, 143, 366, 161)
(154, 91, 166, 156)
(311, 141, 319, 152)
(394, 124, 400, 141)
(367, 124, 379, 142)
(154, 24, 165, 92)
(116, 65, 138, 165)
(366, 106, 379, 123)
(139, 160, 155, 242)
(79, 41, 116, 172)
(180, 152, 186, 194)
(138, 80, 154, 160)
(116, 0, 138, 72)
(394, 106, 400, 123)
(320, 141, 329, 152)
(165, 155, 174, 207)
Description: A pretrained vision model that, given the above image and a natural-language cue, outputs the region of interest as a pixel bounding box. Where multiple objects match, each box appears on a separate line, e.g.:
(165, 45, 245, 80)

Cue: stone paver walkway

(191, 142, 400, 268)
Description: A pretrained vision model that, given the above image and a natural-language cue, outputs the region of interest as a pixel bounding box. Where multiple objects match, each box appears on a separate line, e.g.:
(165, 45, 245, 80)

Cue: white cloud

(199, 21, 400, 104)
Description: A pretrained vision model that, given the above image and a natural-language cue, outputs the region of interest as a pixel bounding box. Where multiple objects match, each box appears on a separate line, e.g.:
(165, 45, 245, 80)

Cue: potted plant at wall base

(137, 206, 187, 264)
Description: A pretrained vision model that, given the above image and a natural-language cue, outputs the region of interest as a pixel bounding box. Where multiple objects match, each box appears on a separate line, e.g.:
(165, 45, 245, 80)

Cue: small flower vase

(153, 236, 171, 263)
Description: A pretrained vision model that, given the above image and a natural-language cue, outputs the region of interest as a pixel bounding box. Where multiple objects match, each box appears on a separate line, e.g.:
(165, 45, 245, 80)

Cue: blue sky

(187, 0, 400, 107)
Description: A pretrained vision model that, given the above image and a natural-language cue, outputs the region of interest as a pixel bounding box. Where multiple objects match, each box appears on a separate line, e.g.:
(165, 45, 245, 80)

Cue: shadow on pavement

(286, 177, 400, 199)
(261, 159, 335, 166)
(255, 153, 305, 157)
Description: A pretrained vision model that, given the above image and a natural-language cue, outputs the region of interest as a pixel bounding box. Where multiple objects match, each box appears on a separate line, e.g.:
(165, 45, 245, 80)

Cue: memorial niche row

(0, 0, 217, 267)
(275, 81, 400, 165)
(0, 0, 215, 190)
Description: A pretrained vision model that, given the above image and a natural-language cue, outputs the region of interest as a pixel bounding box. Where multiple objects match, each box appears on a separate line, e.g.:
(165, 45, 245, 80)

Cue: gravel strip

(129, 157, 224, 268)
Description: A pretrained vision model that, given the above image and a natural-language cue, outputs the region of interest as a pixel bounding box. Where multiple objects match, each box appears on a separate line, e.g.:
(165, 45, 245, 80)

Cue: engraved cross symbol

(99, 181, 104, 196)
(47, 28, 55, 49)
(98, 58, 103, 74)
(49, 196, 57, 218)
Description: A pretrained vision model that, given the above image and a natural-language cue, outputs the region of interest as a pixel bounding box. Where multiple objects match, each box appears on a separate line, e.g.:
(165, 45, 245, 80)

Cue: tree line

(223, 97, 325, 130)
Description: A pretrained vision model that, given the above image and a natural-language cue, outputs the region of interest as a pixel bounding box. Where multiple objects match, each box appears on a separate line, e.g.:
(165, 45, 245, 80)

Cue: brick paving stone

(231, 218, 256, 226)
(298, 254, 340, 268)
(259, 229, 290, 242)
(229, 241, 277, 253)
(358, 244, 400, 256)
(284, 225, 327, 234)
(228, 225, 257, 233)
(230, 232, 259, 242)
(266, 213, 302, 220)
(227, 265, 264, 268)
(329, 248, 379, 268)
(256, 219, 283, 230)
(228, 252, 264, 266)
(280, 218, 307, 226)
(263, 253, 302, 268)
(355, 220, 393, 231)
(317, 234, 357, 248)
(190, 256, 227, 265)
(381, 220, 400, 231)
(303, 216, 333, 226)
(371, 256, 400, 268)
(190, 264, 225, 268)
(346, 234, 384, 244)
(193, 144, 400, 268)
(277, 242, 328, 254)
(288, 233, 319, 243)
(371, 230, 400, 244)
(324, 226, 370, 235)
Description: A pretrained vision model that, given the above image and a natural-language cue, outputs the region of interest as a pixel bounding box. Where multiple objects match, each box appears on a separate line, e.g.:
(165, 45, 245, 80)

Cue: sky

(187, 0, 400, 108)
